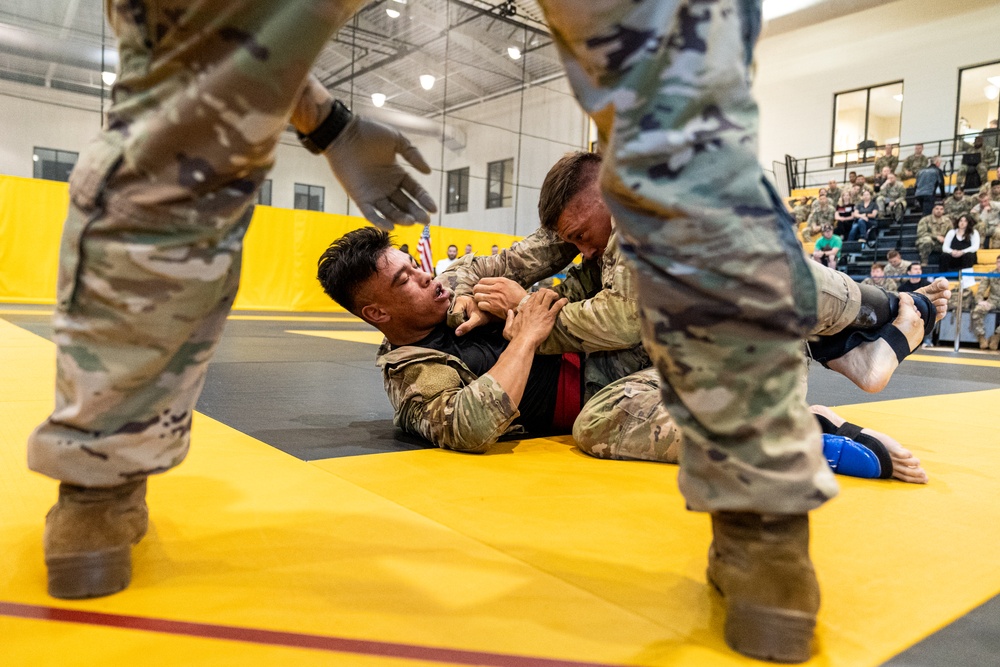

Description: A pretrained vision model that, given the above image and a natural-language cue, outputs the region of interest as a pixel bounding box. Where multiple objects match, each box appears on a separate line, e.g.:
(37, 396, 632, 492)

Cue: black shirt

(898, 277, 930, 293)
(407, 323, 561, 432)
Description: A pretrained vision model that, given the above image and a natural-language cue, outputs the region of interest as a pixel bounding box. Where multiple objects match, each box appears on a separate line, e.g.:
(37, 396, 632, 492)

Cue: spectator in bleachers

(897, 263, 930, 293)
(792, 197, 812, 224)
(861, 262, 898, 292)
(873, 143, 898, 177)
(847, 170, 858, 185)
(944, 186, 975, 219)
(810, 188, 828, 210)
(811, 224, 841, 269)
(853, 174, 875, 202)
(877, 172, 908, 222)
(491, 244, 500, 256)
(983, 179, 1000, 202)
(873, 166, 892, 194)
(970, 192, 999, 248)
(834, 191, 855, 238)
(464, 244, 474, 256)
(940, 214, 980, 281)
(826, 179, 842, 205)
(848, 189, 878, 243)
(435, 244, 459, 275)
(972, 255, 1000, 350)
(915, 156, 946, 216)
(899, 144, 928, 180)
(883, 249, 911, 279)
(801, 192, 834, 244)
(957, 135, 996, 191)
(916, 202, 953, 266)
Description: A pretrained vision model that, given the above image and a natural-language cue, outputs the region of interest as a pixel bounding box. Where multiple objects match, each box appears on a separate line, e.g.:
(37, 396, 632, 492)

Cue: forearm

(451, 228, 578, 299)
(537, 291, 641, 354)
(485, 337, 538, 406)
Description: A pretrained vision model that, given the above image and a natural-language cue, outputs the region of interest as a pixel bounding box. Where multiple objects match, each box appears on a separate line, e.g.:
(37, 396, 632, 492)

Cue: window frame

(256, 179, 273, 206)
(32, 147, 79, 182)
(293, 183, 324, 212)
(955, 60, 1000, 151)
(486, 158, 514, 210)
(446, 167, 470, 214)
(829, 81, 903, 167)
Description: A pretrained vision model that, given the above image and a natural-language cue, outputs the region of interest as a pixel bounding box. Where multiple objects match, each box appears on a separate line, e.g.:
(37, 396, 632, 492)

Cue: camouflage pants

(28, 0, 366, 487)
(917, 238, 942, 267)
(538, 0, 837, 513)
(971, 301, 999, 338)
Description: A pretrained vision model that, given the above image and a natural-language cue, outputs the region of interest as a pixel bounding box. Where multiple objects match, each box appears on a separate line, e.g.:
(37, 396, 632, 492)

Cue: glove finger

(400, 174, 438, 213)
(374, 198, 416, 226)
(398, 141, 432, 174)
(359, 202, 394, 231)
(389, 190, 431, 226)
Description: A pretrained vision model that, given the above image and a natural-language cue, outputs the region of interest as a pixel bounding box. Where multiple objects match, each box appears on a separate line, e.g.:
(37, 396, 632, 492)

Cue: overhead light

(386, 8, 400, 17)
(988, 76, 1000, 88)
(371, 93, 386, 107)
(892, 94, 903, 102)
(986, 86, 1000, 101)
(419, 74, 435, 91)
(507, 46, 521, 60)
(32, 154, 39, 162)
(392, 0, 406, 3)
(101, 71, 117, 86)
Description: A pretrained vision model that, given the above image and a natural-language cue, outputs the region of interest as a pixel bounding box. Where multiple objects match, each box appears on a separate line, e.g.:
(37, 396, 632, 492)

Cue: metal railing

(783, 135, 1000, 193)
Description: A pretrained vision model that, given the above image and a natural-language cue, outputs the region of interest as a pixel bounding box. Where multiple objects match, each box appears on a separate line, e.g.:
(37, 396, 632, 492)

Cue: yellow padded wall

(0, 175, 68, 304)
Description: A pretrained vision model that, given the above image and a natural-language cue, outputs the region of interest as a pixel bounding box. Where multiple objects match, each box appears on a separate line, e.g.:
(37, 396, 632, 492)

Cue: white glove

(324, 115, 437, 230)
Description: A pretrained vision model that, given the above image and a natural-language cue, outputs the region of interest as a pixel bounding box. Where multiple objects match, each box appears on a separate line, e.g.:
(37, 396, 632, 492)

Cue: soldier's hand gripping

(325, 116, 437, 230)
(454, 295, 493, 336)
(473, 277, 528, 319)
(502, 289, 568, 348)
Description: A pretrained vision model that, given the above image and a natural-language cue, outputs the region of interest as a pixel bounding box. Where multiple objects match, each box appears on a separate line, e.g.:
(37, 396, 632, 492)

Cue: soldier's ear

(361, 303, 389, 325)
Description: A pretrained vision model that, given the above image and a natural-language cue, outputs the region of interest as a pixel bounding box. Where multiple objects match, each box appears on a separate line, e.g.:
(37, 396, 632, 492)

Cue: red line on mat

(0, 601, 625, 667)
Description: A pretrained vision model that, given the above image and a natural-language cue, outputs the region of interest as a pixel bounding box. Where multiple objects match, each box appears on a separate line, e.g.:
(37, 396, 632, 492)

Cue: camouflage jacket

(900, 153, 928, 176)
(944, 196, 974, 219)
(873, 154, 898, 175)
(883, 260, 911, 278)
(916, 214, 953, 244)
(879, 181, 907, 204)
(978, 277, 1000, 309)
(826, 186, 842, 205)
(861, 276, 899, 293)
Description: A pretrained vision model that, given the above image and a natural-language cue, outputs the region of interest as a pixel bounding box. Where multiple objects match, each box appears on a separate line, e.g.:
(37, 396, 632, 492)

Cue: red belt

(552, 352, 583, 432)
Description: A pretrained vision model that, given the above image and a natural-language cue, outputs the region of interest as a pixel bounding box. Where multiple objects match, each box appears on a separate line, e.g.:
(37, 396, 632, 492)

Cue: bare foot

(827, 293, 925, 393)
(915, 277, 951, 322)
(811, 405, 928, 484)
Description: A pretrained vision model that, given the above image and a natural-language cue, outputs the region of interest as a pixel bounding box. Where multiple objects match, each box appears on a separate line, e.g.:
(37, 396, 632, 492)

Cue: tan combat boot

(706, 512, 819, 663)
(44, 479, 148, 599)
(990, 332, 1000, 351)
(980, 336, 990, 350)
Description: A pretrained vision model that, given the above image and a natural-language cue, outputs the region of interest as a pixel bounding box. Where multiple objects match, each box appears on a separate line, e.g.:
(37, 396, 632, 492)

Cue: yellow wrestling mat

(2, 317, 1000, 666)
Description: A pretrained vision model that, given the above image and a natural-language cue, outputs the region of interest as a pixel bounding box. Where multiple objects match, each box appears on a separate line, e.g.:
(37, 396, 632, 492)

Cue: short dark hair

(538, 151, 602, 231)
(871, 262, 885, 271)
(886, 249, 901, 259)
(317, 227, 393, 313)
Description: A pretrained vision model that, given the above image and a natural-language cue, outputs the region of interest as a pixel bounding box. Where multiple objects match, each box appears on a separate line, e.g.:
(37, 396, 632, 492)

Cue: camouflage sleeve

(551, 258, 603, 302)
(916, 217, 931, 242)
(382, 352, 519, 454)
(537, 239, 642, 354)
(450, 227, 580, 299)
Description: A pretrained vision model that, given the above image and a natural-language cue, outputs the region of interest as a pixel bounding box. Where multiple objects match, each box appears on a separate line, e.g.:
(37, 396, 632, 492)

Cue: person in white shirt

(435, 244, 459, 276)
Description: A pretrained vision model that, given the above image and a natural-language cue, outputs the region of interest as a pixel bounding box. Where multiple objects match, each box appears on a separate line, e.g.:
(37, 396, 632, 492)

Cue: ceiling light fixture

(987, 76, 1000, 88)
(101, 71, 117, 86)
(371, 93, 386, 107)
(419, 74, 435, 91)
(386, 8, 400, 17)
(507, 46, 521, 60)
(986, 86, 1000, 101)
(392, 0, 406, 3)
(892, 94, 903, 102)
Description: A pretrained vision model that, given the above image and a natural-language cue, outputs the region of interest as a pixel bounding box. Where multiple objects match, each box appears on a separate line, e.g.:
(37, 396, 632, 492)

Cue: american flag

(416, 224, 433, 274)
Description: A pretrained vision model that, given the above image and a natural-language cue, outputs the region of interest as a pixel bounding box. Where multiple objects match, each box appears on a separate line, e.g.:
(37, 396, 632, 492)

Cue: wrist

(296, 100, 353, 154)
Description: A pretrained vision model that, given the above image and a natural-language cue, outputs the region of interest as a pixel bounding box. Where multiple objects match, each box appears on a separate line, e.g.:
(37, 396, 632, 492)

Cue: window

(486, 158, 513, 209)
(256, 179, 272, 206)
(831, 82, 903, 165)
(446, 167, 469, 214)
(956, 61, 1000, 152)
(33, 147, 78, 182)
(294, 183, 324, 212)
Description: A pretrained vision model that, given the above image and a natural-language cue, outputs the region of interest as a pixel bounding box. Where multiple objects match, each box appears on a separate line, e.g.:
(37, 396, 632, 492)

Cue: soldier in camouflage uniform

(801, 193, 835, 244)
(970, 193, 999, 248)
(791, 197, 812, 224)
(956, 136, 996, 190)
(883, 250, 911, 279)
(899, 144, 929, 180)
(876, 172, 908, 221)
(972, 256, 1000, 350)
(944, 187, 975, 219)
(28, 0, 438, 600)
(825, 180, 842, 206)
(851, 175, 876, 203)
(873, 145, 898, 177)
(916, 204, 954, 265)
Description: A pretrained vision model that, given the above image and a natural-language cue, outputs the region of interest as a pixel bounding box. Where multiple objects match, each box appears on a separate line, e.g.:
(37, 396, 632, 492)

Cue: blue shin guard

(823, 434, 882, 478)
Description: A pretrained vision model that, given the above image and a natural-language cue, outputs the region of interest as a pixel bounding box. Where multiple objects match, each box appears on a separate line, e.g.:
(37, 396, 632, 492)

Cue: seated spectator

(464, 243, 474, 256)
(957, 135, 996, 191)
(873, 166, 892, 193)
(915, 156, 946, 216)
(491, 244, 500, 256)
(940, 214, 980, 284)
(916, 202, 953, 266)
(873, 143, 898, 177)
(792, 197, 812, 224)
(970, 192, 1000, 248)
(883, 249, 911, 278)
(435, 244, 459, 275)
(944, 186, 974, 219)
(852, 175, 875, 202)
(899, 143, 929, 180)
(877, 172, 908, 222)
(862, 262, 898, 292)
(834, 191, 855, 238)
(972, 255, 1000, 350)
(812, 224, 842, 269)
(811, 188, 828, 210)
(847, 170, 858, 186)
(801, 192, 835, 244)
(848, 189, 879, 243)
(826, 179, 842, 205)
